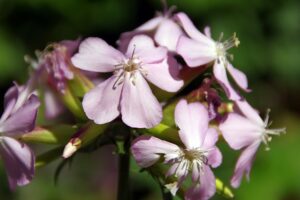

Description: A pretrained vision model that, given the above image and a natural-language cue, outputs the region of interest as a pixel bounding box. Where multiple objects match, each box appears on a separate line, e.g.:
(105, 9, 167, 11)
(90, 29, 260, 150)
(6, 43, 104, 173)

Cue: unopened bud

(62, 138, 82, 158)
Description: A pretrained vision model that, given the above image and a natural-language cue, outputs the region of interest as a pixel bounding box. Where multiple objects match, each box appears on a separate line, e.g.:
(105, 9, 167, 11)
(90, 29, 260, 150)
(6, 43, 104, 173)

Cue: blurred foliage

(0, 0, 299, 199)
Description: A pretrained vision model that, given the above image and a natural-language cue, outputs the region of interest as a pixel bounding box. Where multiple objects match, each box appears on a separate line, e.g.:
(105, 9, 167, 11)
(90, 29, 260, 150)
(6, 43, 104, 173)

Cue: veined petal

(72, 37, 124, 72)
(176, 36, 215, 67)
(175, 100, 209, 149)
(213, 61, 241, 101)
(231, 141, 260, 188)
(0, 95, 40, 136)
(131, 135, 179, 168)
(126, 35, 167, 64)
(226, 63, 250, 92)
(0, 137, 35, 190)
(143, 58, 183, 92)
(82, 76, 122, 124)
(154, 19, 183, 51)
(185, 166, 216, 200)
(175, 12, 214, 45)
(121, 72, 162, 128)
(219, 113, 262, 150)
(235, 100, 264, 126)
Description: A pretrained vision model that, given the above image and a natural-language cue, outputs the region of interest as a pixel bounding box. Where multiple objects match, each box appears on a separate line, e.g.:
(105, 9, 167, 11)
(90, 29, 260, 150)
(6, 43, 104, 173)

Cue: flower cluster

(0, 4, 285, 200)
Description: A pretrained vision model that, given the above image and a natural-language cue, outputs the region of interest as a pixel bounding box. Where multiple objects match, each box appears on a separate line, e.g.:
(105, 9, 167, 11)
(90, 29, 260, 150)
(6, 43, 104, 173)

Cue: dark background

(0, 0, 299, 199)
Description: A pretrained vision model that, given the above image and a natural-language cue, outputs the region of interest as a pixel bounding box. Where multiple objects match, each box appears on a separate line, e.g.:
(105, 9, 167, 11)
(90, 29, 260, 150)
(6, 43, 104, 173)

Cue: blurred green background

(0, 0, 299, 199)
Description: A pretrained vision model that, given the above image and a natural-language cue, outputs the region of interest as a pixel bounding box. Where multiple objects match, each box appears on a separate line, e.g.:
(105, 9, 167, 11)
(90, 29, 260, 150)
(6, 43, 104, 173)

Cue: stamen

(222, 32, 240, 50)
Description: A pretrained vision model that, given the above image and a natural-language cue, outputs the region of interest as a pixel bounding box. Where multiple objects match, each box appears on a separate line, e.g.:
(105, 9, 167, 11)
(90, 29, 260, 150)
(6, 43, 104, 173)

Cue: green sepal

(68, 72, 94, 98)
(141, 123, 182, 146)
(21, 125, 78, 144)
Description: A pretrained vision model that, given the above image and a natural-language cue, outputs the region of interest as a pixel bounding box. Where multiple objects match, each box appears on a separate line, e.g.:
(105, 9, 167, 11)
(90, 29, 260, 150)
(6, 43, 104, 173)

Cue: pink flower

(0, 82, 40, 189)
(131, 100, 222, 199)
(219, 100, 285, 188)
(72, 35, 183, 128)
(176, 12, 250, 100)
(118, 6, 183, 52)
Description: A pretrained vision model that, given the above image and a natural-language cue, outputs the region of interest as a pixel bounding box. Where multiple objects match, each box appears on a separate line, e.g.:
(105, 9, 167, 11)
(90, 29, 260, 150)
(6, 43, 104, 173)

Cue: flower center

(112, 47, 147, 90)
(166, 148, 209, 180)
(261, 109, 286, 150)
(215, 33, 240, 62)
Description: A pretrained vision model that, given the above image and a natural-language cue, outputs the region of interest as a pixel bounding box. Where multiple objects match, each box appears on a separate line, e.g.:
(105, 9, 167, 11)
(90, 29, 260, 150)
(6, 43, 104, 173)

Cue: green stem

(117, 136, 130, 200)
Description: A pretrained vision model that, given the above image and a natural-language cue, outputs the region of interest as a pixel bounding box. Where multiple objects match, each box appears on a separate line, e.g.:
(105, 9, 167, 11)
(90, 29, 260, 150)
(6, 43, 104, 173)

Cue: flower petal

(154, 19, 183, 51)
(71, 37, 124, 72)
(226, 63, 250, 92)
(213, 61, 241, 101)
(121, 72, 162, 128)
(231, 141, 260, 188)
(174, 100, 209, 149)
(202, 128, 219, 149)
(126, 35, 167, 64)
(235, 100, 264, 126)
(176, 36, 215, 67)
(0, 137, 35, 190)
(82, 76, 122, 124)
(0, 95, 40, 136)
(219, 113, 262, 150)
(136, 16, 164, 31)
(175, 12, 213, 45)
(143, 58, 183, 92)
(202, 128, 222, 168)
(131, 135, 179, 168)
(44, 88, 64, 119)
(185, 166, 216, 200)
(207, 148, 222, 168)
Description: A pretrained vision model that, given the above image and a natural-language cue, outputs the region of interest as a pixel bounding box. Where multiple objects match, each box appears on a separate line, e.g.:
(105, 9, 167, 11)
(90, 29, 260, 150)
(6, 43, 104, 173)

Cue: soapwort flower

(176, 12, 250, 100)
(0, 82, 40, 189)
(72, 35, 183, 128)
(25, 39, 80, 119)
(118, 5, 182, 52)
(219, 100, 285, 188)
(131, 100, 222, 199)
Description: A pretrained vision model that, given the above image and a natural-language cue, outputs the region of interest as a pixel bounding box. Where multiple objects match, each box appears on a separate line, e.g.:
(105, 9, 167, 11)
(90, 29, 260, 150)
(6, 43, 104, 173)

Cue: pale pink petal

(82, 76, 122, 124)
(235, 100, 264, 126)
(226, 63, 250, 92)
(0, 137, 35, 190)
(219, 113, 262, 150)
(143, 59, 183, 92)
(175, 12, 213, 45)
(231, 141, 260, 188)
(126, 35, 167, 64)
(192, 160, 201, 182)
(204, 26, 211, 38)
(71, 37, 124, 72)
(174, 100, 209, 149)
(0, 95, 40, 136)
(202, 128, 219, 149)
(166, 162, 180, 177)
(154, 19, 183, 51)
(121, 72, 162, 128)
(213, 61, 241, 100)
(185, 166, 216, 200)
(136, 16, 164, 31)
(207, 148, 222, 168)
(44, 89, 64, 119)
(131, 135, 179, 168)
(176, 36, 215, 67)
